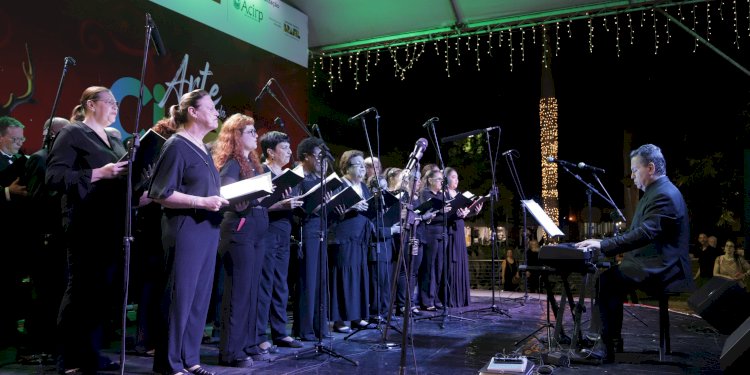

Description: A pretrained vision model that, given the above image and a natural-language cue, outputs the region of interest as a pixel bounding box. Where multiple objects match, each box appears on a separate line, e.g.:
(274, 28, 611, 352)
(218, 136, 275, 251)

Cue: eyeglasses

(94, 99, 119, 107)
(11, 136, 26, 143)
(243, 129, 257, 136)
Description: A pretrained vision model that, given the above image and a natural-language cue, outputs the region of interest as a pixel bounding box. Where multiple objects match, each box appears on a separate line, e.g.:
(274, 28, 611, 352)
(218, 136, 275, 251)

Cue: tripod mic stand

(345, 112, 401, 342)
(460, 127, 510, 318)
(414, 118, 474, 328)
(502, 150, 542, 305)
(260, 88, 356, 366)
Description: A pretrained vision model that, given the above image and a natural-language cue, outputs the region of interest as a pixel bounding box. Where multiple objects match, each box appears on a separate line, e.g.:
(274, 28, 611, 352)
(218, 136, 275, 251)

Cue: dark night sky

(308, 13, 750, 225)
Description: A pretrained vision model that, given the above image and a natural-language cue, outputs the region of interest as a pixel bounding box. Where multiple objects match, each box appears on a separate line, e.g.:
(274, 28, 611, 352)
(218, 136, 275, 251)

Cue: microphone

(146, 14, 167, 56)
(421, 117, 438, 128)
(64, 56, 77, 67)
(546, 156, 578, 169)
(255, 78, 273, 102)
(404, 138, 428, 171)
(274, 117, 285, 130)
(441, 126, 500, 143)
(348, 107, 375, 122)
(577, 162, 606, 174)
(502, 149, 517, 157)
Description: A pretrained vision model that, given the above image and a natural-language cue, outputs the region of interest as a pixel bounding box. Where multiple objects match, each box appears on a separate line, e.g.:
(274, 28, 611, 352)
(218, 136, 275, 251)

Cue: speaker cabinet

(721, 317, 750, 373)
(687, 277, 750, 334)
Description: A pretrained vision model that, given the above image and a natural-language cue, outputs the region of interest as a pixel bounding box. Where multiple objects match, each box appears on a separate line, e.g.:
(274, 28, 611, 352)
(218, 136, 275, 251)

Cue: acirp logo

(233, 0, 264, 22)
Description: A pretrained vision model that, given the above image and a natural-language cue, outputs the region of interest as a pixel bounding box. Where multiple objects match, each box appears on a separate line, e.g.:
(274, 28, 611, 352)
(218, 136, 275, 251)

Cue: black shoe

(558, 334, 571, 345)
(274, 337, 304, 348)
(434, 303, 444, 309)
(612, 338, 624, 353)
(218, 357, 253, 368)
(186, 365, 216, 375)
(580, 342, 614, 364)
(351, 319, 369, 328)
(333, 323, 351, 333)
(245, 346, 272, 362)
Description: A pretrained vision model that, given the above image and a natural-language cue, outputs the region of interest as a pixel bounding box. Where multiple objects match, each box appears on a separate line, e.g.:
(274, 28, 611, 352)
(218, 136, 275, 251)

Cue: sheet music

(521, 199, 564, 237)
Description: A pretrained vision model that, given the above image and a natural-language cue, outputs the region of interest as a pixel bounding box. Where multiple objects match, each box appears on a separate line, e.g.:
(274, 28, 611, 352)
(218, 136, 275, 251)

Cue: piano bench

(654, 291, 681, 362)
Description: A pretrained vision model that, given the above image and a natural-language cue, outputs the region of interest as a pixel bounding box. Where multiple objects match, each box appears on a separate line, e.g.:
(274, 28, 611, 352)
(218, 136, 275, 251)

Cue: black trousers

(257, 220, 292, 343)
(597, 265, 644, 343)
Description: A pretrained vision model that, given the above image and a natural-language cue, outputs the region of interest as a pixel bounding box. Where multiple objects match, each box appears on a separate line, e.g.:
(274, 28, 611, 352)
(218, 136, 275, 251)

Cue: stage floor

(0, 290, 727, 374)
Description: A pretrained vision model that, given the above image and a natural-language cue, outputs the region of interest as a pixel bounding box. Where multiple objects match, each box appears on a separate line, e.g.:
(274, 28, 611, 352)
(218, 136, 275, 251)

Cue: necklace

(265, 161, 283, 175)
(181, 129, 206, 153)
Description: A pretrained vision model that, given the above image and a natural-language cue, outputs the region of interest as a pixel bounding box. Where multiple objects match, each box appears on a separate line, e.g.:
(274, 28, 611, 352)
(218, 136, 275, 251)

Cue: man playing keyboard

(576, 144, 692, 364)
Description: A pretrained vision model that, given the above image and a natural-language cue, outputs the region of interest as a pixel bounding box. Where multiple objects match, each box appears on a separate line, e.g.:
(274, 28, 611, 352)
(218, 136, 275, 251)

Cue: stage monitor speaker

(687, 276, 750, 334)
(720, 317, 750, 373)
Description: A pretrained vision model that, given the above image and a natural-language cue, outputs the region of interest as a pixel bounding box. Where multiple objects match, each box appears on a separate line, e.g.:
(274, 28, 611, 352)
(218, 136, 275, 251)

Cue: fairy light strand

(733, 0, 740, 48)
(615, 13, 621, 57)
(706, 0, 712, 42)
(508, 28, 514, 71)
(487, 28, 494, 56)
(588, 14, 594, 53)
(542, 25, 548, 68)
(445, 38, 451, 77)
(693, 3, 699, 52)
(476, 32, 481, 70)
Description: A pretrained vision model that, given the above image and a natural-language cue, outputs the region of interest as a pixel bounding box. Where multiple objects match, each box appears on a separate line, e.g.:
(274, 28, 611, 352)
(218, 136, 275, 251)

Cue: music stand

(513, 200, 569, 349)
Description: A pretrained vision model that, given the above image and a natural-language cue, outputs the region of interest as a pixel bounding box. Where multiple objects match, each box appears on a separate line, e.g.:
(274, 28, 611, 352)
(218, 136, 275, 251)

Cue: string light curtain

(310, 0, 743, 92)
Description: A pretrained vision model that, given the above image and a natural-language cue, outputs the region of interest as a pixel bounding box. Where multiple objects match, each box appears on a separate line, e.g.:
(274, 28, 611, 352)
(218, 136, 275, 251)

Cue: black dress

(148, 135, 223, 374)
(328, 180, 371, 322)
(446, 215, 470, 307)
(46, 122, 127, 372)
(501, 258, 519, 291)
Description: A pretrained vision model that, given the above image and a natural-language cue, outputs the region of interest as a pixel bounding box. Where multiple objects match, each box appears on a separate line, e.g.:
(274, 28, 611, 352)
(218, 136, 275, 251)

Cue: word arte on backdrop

(108, 53, 224, 135)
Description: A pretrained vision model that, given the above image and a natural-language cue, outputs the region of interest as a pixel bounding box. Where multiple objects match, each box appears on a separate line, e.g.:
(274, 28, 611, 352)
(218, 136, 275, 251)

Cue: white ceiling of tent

(284, 0, 673, 50)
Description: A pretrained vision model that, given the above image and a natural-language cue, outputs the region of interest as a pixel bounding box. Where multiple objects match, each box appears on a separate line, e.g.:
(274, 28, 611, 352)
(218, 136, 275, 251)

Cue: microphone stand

(391, 163, 420, 374)
(257, 78, 307, 137)
(555, 165, 622, 239)
(294, 122, 358, 366)
(118, 14, 155, 374)
(416, 119, 474, 328)
(502, 150, 534, 303)
(344, 111, 401, 343)
(556, 166, 632, 335)
(461, 128, 510, 318)
(43, 57, 75, 150)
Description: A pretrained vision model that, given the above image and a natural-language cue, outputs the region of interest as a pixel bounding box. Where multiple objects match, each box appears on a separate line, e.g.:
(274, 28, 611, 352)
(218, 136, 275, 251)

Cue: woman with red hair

(212, 113, 270, 368)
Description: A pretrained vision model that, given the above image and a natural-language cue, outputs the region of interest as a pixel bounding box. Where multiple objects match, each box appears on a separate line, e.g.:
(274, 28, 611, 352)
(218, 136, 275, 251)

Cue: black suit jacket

(600, 176, 693, 293)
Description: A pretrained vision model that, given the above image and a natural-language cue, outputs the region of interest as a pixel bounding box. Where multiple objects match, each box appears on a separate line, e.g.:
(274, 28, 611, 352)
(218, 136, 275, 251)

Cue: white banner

(150, 0, 308, 67)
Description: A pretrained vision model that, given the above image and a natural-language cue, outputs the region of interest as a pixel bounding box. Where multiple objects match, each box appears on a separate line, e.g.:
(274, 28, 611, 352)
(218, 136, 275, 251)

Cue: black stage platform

(0, 290, 727, 374)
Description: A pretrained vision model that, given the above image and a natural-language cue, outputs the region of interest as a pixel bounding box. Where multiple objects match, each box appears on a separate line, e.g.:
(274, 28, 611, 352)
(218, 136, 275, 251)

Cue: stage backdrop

(0, 0, 309, 153)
